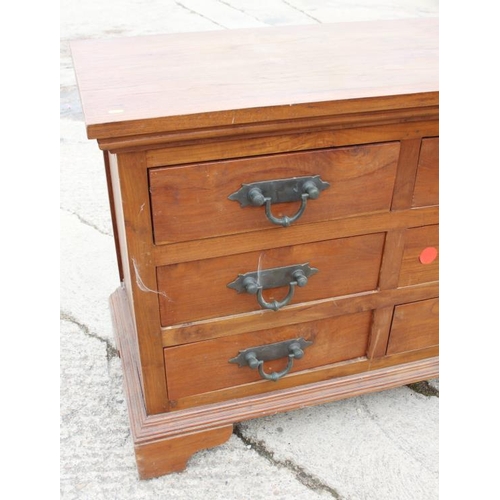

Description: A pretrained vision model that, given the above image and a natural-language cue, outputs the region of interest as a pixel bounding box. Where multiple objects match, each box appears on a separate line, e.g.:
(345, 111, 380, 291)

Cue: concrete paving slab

(60, 1, 439, 498)
(285, 0, 438, 23)
(60, 209, 116, 343)
(238, 387, 438, 500)
(60, 120, 112, 236)
(61, 318, 331, 500)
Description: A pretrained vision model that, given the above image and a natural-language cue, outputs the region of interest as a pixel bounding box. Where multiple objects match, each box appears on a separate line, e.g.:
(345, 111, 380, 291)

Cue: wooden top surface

(70, 18, 438, 140)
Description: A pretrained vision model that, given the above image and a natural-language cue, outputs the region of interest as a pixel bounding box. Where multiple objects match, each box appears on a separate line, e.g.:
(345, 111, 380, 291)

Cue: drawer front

(398, 224, 438, 287)
(387, 298, 439, 355)
(164, 311, 372, 401)
(157, 233, 385, 326)
(412, 137, 438, 207)
(149, 142, 399, 244)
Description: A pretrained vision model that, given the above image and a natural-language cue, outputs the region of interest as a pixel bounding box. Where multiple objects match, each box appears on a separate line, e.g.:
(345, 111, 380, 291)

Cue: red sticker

(419, 247, 438, 265)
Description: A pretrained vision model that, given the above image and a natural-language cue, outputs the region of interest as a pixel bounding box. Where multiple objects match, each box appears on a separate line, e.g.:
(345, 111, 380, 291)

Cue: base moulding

(110, 286, 438, 479)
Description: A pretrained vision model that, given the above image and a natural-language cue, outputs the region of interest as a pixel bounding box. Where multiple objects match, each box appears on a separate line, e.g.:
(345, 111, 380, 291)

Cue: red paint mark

(419, 247, 438, 264)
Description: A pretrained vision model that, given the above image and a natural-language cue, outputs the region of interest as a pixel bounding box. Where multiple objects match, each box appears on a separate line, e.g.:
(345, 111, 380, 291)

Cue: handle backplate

(228, 175, 329, 207)
(228, 175, 329, 227)
(229, 337, 313, 367)
(227, 263, 318, 293)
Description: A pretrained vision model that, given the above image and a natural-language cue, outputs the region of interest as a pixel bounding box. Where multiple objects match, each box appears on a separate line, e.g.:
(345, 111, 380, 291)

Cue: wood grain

(161, 282, 439, 347)
(142, 119, 438, 165)
(135, 426, 234, 479)
(367, 306, 395, 359)
(157, 233, 385, 326)
(164, 311, 372, 401)
(172, 346, 439, 411)
(112, 283, 437, 462)
(153, 205, 438, 267)
(79, 18, 439, 478)
(149, 142, 399, 244)
(98, 106, 438, 152)
(391, 138, 422, 210)
(377, 229, 406, 290)
(70, 18, 438, 140)
(413, 137, 439, 207)
(103, 152, 124, 281)
(398, 224, 439, 287)
(387, 298, 439, 354)
(113, 152, 168, 414)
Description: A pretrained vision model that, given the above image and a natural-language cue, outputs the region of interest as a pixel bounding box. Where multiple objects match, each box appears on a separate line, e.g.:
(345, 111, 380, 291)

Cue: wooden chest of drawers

(71, 17, 438, 479)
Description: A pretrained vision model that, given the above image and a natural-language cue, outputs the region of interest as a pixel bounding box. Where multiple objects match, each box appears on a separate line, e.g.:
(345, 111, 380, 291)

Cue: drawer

(157, 233, 385, 326)
(398, 224, 438, 287)
(412, 137, 438, 207)
(387, 298, 439, 355)
(164, 310, 372, 402)
(149, 142, 399, 244)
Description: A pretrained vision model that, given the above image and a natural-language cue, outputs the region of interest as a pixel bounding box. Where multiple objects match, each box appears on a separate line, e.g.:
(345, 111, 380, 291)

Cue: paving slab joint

(174, 1, 227, 29)
(61, 311, 119, 362)
(61, 207, 113, 237)
(233, 424, 342, 499)
(282, 0, 322, 23)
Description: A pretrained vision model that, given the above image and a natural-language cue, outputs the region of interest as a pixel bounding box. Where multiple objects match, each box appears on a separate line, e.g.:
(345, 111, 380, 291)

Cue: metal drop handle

(228, 175, 330, 228)
(227, 263, 318, 311)
(243, 342, 306, 381)
(249, 181, 319, 227)
(242, 269, 308, 311)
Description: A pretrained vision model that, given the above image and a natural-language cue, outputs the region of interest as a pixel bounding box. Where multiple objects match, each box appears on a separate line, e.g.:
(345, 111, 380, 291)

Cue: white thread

(256, 252, 264, 286)
(132, 258, 170, 300)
